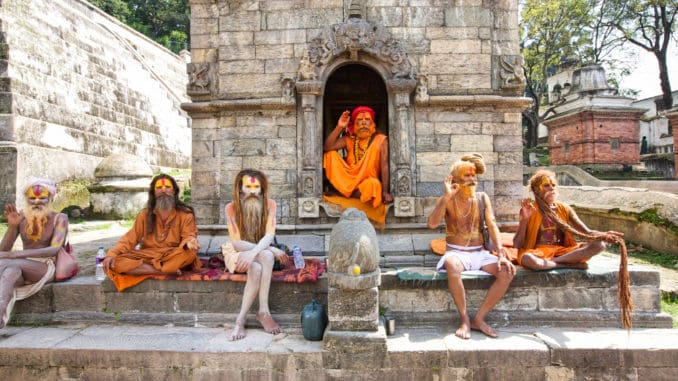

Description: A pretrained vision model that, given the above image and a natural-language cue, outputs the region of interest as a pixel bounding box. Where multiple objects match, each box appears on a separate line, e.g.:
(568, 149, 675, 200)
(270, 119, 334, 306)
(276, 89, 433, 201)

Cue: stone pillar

(296, 80, 323, 218)
(388, 78, 417, 217)
(323, 208, 386, 370)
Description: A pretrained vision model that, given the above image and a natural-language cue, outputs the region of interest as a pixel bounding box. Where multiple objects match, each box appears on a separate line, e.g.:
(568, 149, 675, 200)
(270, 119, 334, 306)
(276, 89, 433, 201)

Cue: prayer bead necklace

(353, 135, 373, 162)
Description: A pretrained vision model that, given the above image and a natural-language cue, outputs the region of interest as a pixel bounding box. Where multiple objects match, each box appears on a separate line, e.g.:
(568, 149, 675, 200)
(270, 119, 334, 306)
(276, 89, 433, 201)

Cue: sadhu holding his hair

(513, 169, 633, 328)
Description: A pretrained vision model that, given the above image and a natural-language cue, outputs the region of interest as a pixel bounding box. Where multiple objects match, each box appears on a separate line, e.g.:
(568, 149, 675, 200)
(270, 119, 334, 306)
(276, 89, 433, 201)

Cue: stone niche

(184, 0, 529, 227)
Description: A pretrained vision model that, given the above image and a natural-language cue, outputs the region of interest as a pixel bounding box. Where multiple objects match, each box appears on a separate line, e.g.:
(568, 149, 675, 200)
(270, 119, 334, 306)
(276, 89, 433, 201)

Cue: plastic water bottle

(95, 246, 106, 281)
(292, 245, 305, 270)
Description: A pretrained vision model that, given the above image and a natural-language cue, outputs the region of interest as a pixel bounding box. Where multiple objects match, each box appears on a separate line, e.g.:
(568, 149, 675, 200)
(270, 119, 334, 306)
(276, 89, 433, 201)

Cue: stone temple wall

(186, 0, 529, 226)
(0, 0, 191, 206)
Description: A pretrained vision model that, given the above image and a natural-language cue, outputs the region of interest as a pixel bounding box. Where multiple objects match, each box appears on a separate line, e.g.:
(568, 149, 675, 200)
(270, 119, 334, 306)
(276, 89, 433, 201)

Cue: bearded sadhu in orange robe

(103, 174, 201, 291)
(323, 106, 393, 227)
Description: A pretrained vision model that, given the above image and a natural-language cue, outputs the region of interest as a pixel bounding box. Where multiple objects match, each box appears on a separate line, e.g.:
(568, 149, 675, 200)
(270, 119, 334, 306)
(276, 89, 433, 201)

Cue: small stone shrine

(88, 154, 153, 219)
(184, 0, 529, 228)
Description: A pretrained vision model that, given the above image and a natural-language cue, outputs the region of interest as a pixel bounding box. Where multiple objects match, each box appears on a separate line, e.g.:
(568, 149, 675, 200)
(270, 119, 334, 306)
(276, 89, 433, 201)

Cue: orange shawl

(105, 208, 201, 291)
(323, 133, 387, 208)
(518, 202, 577, 256)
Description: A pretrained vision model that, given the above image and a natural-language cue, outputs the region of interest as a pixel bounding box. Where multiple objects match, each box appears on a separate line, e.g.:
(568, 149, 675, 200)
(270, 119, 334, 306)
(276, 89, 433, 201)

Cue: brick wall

(546, 111, 642, 166)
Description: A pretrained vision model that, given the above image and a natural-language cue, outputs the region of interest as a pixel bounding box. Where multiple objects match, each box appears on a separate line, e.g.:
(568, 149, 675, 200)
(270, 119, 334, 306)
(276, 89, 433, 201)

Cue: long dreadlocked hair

(146, 174, 194, 235)
(528, 170, 633, 329)
(451, 153, 486, 178)
(232, 169, 269, 243)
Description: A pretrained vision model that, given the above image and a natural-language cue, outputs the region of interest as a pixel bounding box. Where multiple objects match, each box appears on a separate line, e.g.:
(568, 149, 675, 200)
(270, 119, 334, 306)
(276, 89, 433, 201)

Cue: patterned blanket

(146, 257, 326, 283)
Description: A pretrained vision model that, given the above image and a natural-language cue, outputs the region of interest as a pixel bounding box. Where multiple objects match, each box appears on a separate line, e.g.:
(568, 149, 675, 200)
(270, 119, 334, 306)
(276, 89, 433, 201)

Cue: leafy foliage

(89, 0, 189, 54)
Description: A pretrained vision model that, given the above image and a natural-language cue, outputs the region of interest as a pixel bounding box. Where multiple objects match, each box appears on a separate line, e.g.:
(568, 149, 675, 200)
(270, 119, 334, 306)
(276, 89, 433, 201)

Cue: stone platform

(12, 253, 672, 329)
(1, 324, 677, 380)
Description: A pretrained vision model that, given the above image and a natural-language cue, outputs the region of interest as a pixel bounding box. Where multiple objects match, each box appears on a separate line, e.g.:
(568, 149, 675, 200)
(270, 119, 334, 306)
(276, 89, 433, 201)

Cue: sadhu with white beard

(224, 169, 289, 341)
(427, 154, 515, 340)
(0, 178, 68, 328)
(103, 174, 201, 292)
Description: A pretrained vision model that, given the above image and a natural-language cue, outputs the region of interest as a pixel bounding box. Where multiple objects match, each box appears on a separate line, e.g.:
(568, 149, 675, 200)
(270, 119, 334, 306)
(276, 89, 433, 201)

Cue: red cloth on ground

(145, 257, 326, 283)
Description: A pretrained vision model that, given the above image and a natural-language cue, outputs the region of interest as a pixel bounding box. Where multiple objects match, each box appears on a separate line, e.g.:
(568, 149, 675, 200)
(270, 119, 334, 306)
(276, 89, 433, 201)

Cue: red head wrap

(348, 105, 375, 136)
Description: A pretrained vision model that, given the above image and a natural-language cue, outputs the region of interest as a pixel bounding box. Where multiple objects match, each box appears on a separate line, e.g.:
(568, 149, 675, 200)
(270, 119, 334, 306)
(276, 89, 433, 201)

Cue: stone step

(0, 324, 677, 380)
(12, 255, 672, 329)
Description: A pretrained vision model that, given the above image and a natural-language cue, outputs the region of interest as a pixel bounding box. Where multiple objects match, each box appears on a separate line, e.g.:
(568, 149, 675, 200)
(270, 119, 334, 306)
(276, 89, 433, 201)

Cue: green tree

(88, 0, 131, 22)
(520, 0, 593, 148)
(609, 0, 677, 109)
(90, 0, 189, 54)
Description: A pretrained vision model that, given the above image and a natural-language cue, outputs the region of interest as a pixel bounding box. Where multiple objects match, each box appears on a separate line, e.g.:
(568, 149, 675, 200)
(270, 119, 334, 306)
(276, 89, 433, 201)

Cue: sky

(618, 42, 678, 101)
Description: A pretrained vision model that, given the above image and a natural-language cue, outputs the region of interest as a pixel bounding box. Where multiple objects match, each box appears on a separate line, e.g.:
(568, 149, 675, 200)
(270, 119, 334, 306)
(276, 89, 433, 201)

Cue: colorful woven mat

(147, 257, 326, 283)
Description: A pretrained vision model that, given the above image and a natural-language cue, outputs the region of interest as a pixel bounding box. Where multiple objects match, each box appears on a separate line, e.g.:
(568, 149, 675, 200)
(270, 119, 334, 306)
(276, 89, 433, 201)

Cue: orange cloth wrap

(323, 134, 386, 208)
(105, 208, 201, 291)
(516, 202, 580, 265)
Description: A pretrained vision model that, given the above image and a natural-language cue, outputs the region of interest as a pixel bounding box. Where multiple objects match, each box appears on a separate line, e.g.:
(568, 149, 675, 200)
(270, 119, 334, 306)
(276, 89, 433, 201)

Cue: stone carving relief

(281, 77, 295, 103)
(394, 197, 415, 217)
(297, 51, 318, 81)
(396, 170, 411, 195)
(305, 17, 415, 80)
(187, 62, 211, 96)
(415, 74, 429, 103)
(493, 55, 526, 93)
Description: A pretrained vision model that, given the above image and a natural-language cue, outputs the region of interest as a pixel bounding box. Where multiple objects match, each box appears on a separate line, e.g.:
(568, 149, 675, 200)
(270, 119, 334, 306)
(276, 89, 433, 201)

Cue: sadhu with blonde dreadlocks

(513, 170, 634, 328)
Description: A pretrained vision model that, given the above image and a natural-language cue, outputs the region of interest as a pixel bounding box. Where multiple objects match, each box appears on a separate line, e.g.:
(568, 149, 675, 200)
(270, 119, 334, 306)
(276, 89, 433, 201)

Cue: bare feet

(229, 320, 246, 341)
(455, 316, 471, 339)
(470, 317, 498, 338)
(256, 312, 282, 335)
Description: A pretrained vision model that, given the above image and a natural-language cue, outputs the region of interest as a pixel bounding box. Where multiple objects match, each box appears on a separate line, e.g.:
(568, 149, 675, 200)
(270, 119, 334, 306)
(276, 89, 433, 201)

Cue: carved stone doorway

(322, 64, 388, 194)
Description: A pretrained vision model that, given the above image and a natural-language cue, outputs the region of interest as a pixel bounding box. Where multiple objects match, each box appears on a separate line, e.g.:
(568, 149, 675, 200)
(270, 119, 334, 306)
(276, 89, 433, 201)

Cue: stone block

(430, 39, 481, 54)
(217, 45, 255, 61)
(420, 54, 489, 74)
(221, 138, 266, 156)
(327, 287, 379, 329)
(218, 59, 264, 74)
(426, 27, 480, 40)
(539, 287, 606, 311)
(415, 134, 450, 152)
(404, 6, 444, 27)
(366, 6, 404, 27)
(436, 73, 491, 90)
(322, 330, 387, 369)
(219, 12, 261, 32)
(255, 43, 294, 59)
(445, 7, 493, 28)
(254, 29, 306, 45)
(434, 121, 482, 135)
(265, 9, 343, 30)
(450, 134, 493, 152)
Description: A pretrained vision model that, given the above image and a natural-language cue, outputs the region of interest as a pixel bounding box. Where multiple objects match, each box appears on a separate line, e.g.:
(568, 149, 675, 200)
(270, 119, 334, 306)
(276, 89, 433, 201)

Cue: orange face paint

(539, 176, 557, 192)
(241, 175, 261, 195)
(26, 185, 50, 205)
(154, 178, 174, 190)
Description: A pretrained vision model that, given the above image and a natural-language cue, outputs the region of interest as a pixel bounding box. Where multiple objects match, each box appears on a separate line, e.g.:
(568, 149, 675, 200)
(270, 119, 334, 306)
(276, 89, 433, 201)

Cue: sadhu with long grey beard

(224, 169, 289, 341)
(0, 178, 68, 328)
(102, 174, 201, 292)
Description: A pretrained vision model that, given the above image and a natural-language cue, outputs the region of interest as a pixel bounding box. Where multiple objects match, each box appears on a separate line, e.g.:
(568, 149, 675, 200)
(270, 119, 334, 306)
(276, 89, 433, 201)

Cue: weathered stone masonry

(0, 0, 191, 206)
(185, 0, 530, 227)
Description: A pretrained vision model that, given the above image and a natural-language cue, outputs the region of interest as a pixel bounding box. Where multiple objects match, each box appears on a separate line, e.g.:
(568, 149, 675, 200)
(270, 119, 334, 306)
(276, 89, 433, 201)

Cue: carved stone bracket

(395, 168, 412, 196)
(281, 77, 295, 104)
(393, 196, 415, 217)
(492, 55, 526, 94)
(187, 62, 213, 98)
(298, 197, 320, 218)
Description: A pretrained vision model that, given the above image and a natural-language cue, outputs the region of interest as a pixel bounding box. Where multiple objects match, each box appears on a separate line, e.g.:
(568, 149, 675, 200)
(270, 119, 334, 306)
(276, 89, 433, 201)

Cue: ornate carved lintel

(393, 197, 415, 217)
(298, 197, 320, 218)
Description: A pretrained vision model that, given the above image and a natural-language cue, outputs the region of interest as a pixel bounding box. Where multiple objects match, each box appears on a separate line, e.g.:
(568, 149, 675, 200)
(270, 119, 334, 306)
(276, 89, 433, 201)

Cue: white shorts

(436, 244, 498, 272)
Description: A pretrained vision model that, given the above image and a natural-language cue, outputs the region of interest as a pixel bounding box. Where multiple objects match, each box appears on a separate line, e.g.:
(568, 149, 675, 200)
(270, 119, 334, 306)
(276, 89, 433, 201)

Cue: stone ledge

(0, 326, 676, 380)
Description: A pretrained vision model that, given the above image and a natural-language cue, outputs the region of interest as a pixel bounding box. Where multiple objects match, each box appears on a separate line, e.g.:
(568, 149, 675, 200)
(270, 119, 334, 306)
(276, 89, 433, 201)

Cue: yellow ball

(351, 264, 361, 276)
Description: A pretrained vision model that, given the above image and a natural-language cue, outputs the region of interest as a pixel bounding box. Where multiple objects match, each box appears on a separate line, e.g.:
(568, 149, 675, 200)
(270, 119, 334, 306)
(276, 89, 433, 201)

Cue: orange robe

(516, 202, 580, 265)
(323, 134, 388, 225)
(105, 208, 201, 291)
